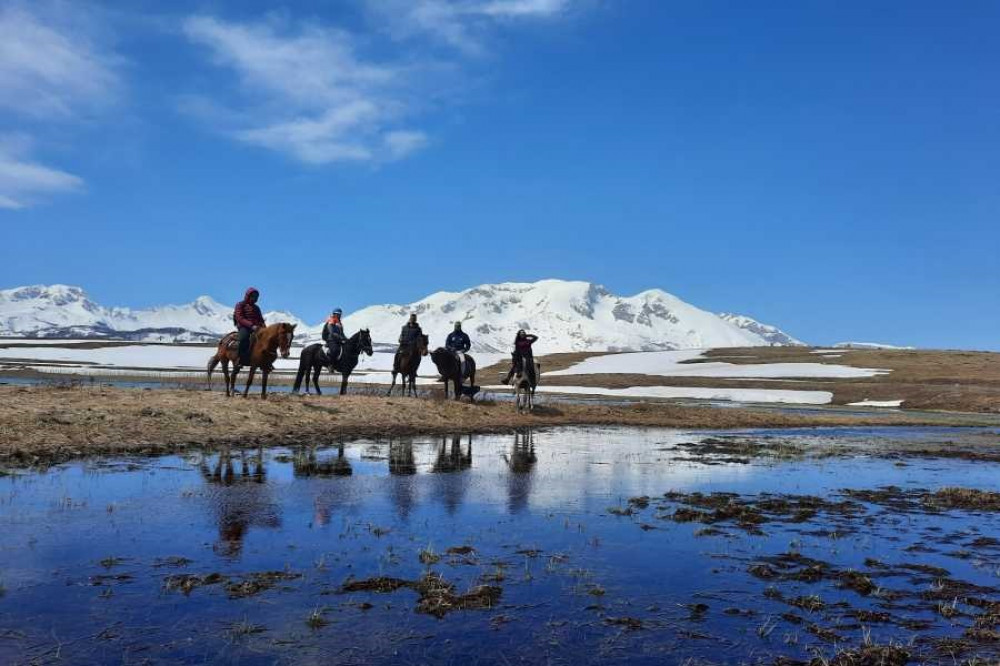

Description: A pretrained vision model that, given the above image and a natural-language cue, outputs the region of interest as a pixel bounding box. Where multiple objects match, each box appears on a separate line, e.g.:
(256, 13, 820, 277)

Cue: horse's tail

(292, 345, 312, 393)
(207, 354, 220, 386)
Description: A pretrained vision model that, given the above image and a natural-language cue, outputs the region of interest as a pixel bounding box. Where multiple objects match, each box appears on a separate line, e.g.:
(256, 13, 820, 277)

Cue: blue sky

(1, 0, 998, 349)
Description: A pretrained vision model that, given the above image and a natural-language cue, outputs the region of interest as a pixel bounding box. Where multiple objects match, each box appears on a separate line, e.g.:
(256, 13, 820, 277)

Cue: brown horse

(387, 334, 428, 397)
(207, 323, 296, 399)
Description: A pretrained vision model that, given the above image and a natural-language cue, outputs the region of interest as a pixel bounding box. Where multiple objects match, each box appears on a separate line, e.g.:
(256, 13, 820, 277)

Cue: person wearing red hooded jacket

(233, 287, 266, 365)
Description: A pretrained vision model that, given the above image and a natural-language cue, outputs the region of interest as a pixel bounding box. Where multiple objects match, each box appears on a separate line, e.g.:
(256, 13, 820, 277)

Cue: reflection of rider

(322, 308, 347, 371)
(234, 287, 266, 365)
(504, 329, 538, 384)
(445, 321, 471, 367)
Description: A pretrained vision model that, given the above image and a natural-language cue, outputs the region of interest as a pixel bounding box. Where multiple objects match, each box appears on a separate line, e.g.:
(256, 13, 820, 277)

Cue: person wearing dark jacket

(322, 308, 347, 370)
(445, 321, 471, 371)
(234, 287, 266, 365)
(445, 322, 471, 354)
(398, 313, 423, 348)
(504, 329, 538, 384)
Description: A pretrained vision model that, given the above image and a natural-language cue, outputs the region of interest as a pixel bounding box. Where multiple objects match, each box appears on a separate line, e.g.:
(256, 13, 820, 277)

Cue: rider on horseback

(322, 308, 347, 371)
(234, 287, 266, 365)
(397, 314, 423, 355)
(445, 321, 471, 373)
(503, 329, 538, 385)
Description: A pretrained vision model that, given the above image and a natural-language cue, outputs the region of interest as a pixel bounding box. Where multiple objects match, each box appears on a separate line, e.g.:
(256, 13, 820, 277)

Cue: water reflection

(505, 429, 537, 514)
(197, 446, 280, 558)
(292, 442, 353, 478)
(431, 435, 474, 514)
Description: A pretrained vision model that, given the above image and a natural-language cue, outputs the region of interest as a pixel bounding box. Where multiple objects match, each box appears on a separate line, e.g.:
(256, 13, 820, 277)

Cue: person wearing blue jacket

(445, 321, 471, 371)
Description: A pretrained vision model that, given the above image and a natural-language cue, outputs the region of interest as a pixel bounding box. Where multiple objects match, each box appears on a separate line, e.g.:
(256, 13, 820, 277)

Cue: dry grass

(0, 384, 982, 463)
(533, 347, 1000, 413)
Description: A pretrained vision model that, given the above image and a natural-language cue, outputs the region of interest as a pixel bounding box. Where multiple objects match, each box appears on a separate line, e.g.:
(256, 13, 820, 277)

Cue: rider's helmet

(454, 321, 462, 330)
(517, 329, 526, 337)
(332, 308, 343, 317)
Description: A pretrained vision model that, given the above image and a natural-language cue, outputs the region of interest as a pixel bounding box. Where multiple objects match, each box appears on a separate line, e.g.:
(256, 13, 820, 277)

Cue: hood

(244, 287, 259, 301)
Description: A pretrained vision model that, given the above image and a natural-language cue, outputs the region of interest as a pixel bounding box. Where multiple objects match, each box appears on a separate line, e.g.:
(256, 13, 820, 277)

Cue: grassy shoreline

(2, 385, 998, 464)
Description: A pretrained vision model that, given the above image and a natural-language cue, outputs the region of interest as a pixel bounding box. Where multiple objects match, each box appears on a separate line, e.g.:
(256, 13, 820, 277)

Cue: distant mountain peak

(0, 279, 804, 351)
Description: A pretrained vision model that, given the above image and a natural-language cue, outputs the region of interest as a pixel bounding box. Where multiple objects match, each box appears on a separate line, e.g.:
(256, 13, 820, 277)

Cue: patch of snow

(525, 385, 833, 405)
(846, 399, 904, 408)
(834, 342, 915, 350)
(548, 351, 889, 379)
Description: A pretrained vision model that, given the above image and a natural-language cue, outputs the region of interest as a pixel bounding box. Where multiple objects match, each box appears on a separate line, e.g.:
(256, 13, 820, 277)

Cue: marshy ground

(3, 426, 1000, 664)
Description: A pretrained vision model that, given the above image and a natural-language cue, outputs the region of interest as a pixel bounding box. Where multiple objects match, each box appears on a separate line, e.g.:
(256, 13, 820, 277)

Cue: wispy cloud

(183, 15, 427, 165)
(367, 0, 574, 54)
(0, 135, 84, 210)
(0, 3, 119, 209)
(0, 3, 121, 120)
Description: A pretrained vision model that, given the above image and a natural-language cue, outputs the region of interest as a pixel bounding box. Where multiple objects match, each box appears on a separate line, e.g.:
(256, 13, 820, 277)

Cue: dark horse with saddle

(293, 329, 374, 395)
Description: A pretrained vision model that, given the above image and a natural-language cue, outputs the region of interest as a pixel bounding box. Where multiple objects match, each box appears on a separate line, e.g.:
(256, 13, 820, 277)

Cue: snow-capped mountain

(341, 280, 800, 354)
(0, 281, 802, 352)
(718, 313, 805, 347)
(0, 285, 307, 343)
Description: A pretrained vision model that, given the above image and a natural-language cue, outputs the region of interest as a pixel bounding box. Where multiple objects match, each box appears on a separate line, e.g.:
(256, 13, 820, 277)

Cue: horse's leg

(243, 366, 256, 398)
(229, 363, 239, 398)
(452, 378, 461, 401)
(261, 369, 269, 400)
(387, 372, 397, 397)
(222, 359, 231, 397)
(340, 373, 348, 395)
(313, 365, 322, 395)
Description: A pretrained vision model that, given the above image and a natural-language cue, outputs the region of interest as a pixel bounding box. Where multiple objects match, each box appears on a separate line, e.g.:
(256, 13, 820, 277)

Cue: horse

(207, 322, 296, 399)
(429, 348, 477, 401)
(387, 334, 428, 397)
(292, 329, 373, 396)
(512, 360, 541, 413)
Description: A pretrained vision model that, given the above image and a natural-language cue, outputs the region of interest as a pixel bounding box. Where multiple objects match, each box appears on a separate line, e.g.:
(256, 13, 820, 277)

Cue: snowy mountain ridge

(0, 281, 803, 352)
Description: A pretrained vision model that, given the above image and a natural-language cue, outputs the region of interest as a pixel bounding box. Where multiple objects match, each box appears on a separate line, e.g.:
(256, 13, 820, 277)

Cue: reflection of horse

(208, 323, 296, 399)
(432, 435, 472, 474)
(388, 334, 428, 397)
(504, 430, 536, 514)
(388, 439, 417, 521)
(197, 446, 280, 558)
(513, 361, 541, 413)
(431, 434, 473, 514)
(292, 329, 373, 395)
(292, 443, 352, 477)
(430, 348, 477, 400)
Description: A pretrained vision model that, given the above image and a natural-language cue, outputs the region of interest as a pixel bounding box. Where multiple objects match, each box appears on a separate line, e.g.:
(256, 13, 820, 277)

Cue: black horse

(430, 348, 477, 400)
(387, 334, 428, 397)
(292, 329, 373, 395)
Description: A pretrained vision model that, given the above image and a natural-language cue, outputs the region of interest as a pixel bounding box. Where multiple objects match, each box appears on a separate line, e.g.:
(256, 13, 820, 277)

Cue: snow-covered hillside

(0, 281, 802, 353)
(341, 280, 799, 354)
(718, 313, 804, 346)
(0, 285, 307, 343)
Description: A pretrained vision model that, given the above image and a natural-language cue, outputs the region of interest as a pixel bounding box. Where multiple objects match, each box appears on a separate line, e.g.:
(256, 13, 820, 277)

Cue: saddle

(222, 330, 259, 353)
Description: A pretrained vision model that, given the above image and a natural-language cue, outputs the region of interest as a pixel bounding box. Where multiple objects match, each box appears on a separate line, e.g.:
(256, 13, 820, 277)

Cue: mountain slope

(718, 313, 805, 346)
(0, 281, 802, 352)
(342, 280, 799, 354)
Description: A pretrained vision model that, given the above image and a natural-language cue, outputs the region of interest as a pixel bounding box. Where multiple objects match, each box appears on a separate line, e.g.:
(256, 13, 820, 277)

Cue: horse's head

(430, 347, 448, 368)
(418, 334, 429, 356)
(359, 328, 373, 356)
(277, 323, 296, 359)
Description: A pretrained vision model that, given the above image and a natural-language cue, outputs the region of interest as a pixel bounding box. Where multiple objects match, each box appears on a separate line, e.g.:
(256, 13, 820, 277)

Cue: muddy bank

(2, 385, 996, 463)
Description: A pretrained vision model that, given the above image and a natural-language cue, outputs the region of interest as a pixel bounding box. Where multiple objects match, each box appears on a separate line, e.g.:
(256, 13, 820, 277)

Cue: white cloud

(0, 3, 119, 209)
(383, 130, 430, 160)
(367, 0, 573, 53)
(0, 3, 121, 119)
(183, 15, 426, 165)
(0, 136, 84, 210)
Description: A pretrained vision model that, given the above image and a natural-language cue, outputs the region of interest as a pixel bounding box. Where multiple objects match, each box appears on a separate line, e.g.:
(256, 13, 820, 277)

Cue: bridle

(277, 325, 294, 359)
